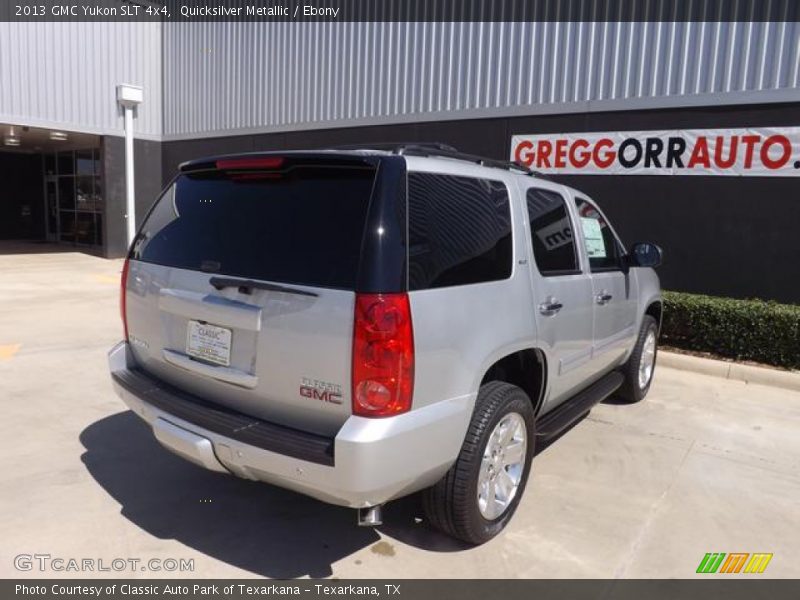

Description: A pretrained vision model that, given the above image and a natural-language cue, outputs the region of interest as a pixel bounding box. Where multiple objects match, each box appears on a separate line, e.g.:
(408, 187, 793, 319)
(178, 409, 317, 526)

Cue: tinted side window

(574, 197, 623, 271)
(408, 173, 512, 290)
(526, 188, 579, 276)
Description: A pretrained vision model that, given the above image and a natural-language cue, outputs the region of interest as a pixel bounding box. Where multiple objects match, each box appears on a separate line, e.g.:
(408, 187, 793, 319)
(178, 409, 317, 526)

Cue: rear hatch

(124, 154, 393, 437)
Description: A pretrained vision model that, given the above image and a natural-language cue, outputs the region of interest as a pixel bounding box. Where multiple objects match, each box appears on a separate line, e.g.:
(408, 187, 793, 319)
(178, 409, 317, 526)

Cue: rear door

(124, 156, 380, 437)
(572, 195, 638, 373)
(522, 184, 595, 410)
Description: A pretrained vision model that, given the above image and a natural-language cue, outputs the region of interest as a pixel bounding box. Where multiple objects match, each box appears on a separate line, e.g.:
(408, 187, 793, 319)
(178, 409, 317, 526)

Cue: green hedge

(660, 291, 800, 369)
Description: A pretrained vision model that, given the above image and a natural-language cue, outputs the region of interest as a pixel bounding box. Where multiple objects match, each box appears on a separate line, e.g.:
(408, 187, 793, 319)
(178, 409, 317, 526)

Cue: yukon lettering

(300, 378, 343, 404)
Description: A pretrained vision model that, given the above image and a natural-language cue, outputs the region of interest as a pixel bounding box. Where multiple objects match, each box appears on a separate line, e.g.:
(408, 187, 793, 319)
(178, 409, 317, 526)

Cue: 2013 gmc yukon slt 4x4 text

(109, 144, 663, 544)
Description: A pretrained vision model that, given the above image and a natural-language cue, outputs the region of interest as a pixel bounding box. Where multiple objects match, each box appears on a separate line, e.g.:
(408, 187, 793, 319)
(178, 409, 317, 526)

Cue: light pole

(116, 84, 143, 247)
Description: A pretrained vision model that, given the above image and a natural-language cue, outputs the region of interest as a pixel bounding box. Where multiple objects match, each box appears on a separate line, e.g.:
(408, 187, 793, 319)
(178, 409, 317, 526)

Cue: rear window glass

(131, 166, 376, 289)
(407, 172, 512, 290)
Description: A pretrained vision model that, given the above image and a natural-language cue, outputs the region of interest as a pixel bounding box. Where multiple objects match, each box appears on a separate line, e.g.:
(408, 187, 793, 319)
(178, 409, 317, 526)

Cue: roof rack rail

(398, 145, 538, 176)
(329, 142, 546, 178)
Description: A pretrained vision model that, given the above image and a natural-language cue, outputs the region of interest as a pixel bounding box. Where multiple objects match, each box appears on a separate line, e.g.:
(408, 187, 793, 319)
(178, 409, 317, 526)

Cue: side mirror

(629, 242, 663, 268)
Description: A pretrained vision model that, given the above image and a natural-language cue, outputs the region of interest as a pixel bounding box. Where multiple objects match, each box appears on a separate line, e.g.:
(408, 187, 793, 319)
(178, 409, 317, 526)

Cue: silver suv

(108, 144, 662, 544)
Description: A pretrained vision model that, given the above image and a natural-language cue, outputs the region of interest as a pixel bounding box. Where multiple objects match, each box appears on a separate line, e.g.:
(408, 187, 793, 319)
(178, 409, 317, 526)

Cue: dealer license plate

(186, 321, 232, 367)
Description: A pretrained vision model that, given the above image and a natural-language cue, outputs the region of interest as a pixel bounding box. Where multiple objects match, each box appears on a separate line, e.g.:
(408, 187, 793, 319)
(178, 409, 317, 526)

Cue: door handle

(539, 299, 563, 316)
(595, 291, 613, 305)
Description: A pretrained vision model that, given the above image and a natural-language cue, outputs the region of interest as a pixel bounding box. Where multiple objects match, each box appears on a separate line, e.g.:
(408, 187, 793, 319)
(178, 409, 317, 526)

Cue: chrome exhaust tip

(357, 505, 383, 527)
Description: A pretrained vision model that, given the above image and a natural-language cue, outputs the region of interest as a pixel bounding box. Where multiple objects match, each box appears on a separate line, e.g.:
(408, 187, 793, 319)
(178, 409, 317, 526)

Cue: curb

(659, 351, 800, 393)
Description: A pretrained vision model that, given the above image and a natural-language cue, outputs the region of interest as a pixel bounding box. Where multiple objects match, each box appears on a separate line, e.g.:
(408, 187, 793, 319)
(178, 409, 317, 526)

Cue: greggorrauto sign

(511, 127, 800, 176)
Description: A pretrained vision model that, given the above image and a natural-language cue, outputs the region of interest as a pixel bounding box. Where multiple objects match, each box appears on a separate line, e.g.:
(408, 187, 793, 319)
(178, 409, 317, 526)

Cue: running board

(536, 371, 624, 439)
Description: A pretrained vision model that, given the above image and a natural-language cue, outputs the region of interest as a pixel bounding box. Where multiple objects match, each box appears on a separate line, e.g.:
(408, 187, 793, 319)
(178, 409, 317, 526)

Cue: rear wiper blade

(209, 276, 318, 297)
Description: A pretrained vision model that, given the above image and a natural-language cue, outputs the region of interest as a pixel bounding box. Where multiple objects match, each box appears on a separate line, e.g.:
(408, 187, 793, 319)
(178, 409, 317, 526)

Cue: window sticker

(581, 217, 606, 258)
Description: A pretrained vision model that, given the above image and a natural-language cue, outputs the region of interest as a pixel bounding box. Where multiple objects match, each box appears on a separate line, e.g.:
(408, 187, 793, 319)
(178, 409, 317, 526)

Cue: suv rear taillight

(120, 257, 130, 341)
(352, 293, 414, 417)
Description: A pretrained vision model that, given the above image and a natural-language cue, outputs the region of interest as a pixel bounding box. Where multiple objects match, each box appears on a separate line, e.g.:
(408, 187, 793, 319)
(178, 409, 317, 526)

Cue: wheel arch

(645, 299, 663, 334)
(478, 347, 548, 416)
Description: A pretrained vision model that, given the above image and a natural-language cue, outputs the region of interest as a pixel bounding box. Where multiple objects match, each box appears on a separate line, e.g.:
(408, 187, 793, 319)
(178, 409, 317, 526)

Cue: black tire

(422, 381, 535, 545)
(617, 315, 659, 403)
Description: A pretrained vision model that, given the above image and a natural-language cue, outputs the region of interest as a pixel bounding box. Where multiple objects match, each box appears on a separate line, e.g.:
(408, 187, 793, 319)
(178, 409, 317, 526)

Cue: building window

(45, 148, 103, 247)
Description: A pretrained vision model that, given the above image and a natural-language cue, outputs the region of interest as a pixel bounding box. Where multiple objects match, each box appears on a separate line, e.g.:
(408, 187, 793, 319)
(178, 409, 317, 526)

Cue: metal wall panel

(162, 21, 800, 139)
(2, 20, 796, 140)
(0, 21, 162, 137)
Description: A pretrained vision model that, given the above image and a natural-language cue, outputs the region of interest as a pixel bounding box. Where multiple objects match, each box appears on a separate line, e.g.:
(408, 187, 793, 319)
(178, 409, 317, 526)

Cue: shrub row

(660, 291, 800, 369)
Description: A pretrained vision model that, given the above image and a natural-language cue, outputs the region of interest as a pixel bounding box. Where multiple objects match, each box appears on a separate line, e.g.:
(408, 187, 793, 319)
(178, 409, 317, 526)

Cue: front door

(573, 196, 638, 373)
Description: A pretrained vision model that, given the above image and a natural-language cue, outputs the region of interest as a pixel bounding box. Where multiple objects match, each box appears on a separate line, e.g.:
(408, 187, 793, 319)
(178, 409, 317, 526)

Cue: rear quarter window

(407, 172, 512, 290)
(131, 165, 376, 290)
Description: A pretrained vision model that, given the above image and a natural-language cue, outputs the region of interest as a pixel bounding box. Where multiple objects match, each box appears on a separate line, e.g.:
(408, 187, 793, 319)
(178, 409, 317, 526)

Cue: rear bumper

(108, 342, 473, 508)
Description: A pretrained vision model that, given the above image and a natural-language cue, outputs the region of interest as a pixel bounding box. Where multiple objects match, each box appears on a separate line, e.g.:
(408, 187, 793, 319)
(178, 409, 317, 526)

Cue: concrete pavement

(1, 244, 798, 579)
(659, 351, 800, 392)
